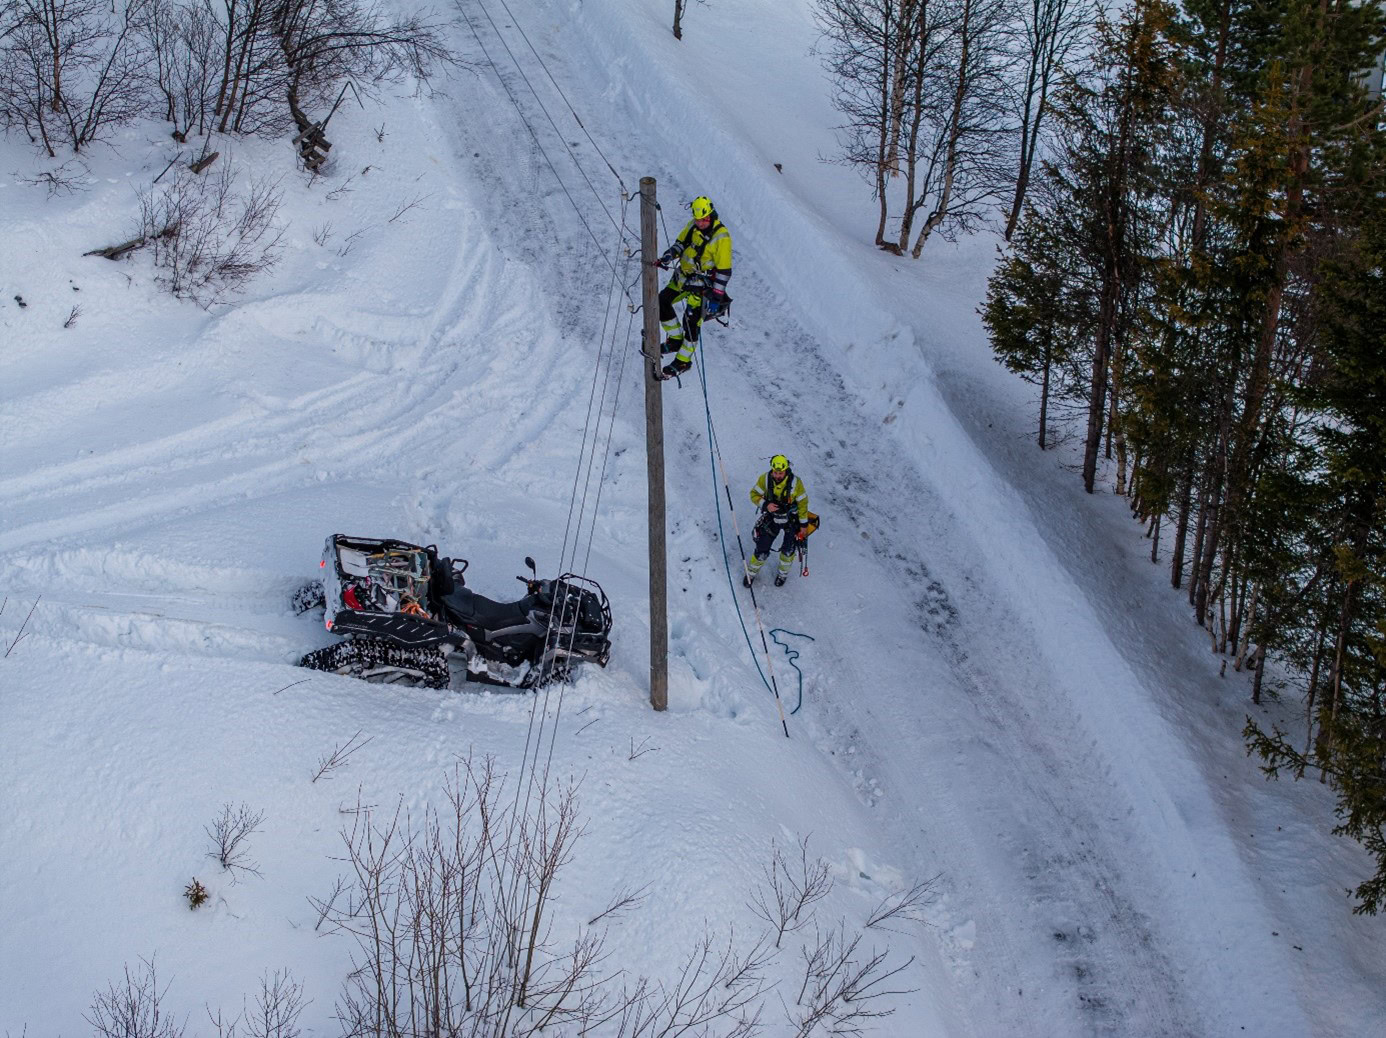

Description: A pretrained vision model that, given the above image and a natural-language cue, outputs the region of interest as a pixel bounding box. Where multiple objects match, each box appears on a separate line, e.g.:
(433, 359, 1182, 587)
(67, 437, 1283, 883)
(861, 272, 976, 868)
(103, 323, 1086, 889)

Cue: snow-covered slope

(1, 0, 1381, 1034)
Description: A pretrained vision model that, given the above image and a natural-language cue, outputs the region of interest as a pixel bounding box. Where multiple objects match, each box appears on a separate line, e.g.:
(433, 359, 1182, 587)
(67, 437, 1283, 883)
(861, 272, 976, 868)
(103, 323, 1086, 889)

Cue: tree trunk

(885, 1, 918, 176)
(1303, 621, 1327, 761)
(911, 0, 972, 257)
(215, 0, 241, 124)
(1171, 450, 1194, 588)
(1194, 491, 1222, 627)
(1188, 463, 1211, 606)
(1233, 580, 1256, 669)
(875, 93, 893, 248)
(1221, 60, 1312, 587)
(890, 36, 928, 253)
(1194, 381, 1234, 623)
(1005, 39, 1040, 241)
(1324, 577, 1359, 761)
(1111, 351, 1127, 492)
(1005, 0, 1066, 240)
(45, 0, 62, 113)
(1082, 265, 1117, 492)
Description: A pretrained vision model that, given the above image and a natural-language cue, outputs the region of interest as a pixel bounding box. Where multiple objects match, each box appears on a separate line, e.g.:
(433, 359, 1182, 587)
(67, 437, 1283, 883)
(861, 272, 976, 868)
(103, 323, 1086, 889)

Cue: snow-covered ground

(2, 0, 1382, 1034)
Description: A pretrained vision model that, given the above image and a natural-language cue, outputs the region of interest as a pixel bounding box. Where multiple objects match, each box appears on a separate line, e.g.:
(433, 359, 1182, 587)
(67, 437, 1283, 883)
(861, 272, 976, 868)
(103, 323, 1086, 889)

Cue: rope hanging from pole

(692, 337, 792, 738)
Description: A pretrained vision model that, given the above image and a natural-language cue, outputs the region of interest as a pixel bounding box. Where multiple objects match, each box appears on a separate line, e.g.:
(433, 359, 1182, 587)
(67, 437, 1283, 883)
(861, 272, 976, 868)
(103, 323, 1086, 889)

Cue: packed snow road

(435, 2, 1323, 1034)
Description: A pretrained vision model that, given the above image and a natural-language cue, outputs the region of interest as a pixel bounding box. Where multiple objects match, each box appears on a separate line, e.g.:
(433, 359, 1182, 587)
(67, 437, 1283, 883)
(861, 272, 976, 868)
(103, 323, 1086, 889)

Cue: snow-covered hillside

(2, 0, 1382, 1034)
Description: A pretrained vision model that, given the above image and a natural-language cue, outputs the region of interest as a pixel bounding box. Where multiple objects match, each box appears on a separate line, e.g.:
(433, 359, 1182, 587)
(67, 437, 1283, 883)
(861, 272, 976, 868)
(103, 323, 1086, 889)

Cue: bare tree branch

(3, 596, 40, 657)
(747, 835, 833, 948)
(311, 729, 372, 783)
(206, 802, 265, 880)
(864, 875, 940, 933)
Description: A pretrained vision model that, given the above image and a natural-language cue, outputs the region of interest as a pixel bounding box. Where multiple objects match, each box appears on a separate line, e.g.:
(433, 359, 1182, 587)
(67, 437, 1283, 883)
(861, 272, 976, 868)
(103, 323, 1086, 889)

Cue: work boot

(661, 338, 683, 355)
(742, 572, 753, 588)
(774, 572, 788, 587)
(661, 358, 691, 380)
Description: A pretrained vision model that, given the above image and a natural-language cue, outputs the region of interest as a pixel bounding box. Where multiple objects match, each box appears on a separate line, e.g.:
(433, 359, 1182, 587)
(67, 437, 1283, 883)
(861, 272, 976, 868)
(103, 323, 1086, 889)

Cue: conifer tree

(1045, 0, 1179, 493)
(1208, 0, 1386, 622)
(982, 205, 1090, 448)
(983, 0, 1386, 914)
(1246, 198, 1386, 913)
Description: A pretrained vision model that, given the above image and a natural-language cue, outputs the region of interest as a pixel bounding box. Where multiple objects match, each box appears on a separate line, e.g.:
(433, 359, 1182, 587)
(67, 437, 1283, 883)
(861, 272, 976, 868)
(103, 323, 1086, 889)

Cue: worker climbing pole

(653, 195, 734, 382)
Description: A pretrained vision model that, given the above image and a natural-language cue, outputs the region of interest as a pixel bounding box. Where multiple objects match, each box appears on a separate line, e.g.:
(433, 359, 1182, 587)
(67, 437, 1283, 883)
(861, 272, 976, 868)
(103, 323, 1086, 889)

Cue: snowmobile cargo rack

(321, 534, 458, 648)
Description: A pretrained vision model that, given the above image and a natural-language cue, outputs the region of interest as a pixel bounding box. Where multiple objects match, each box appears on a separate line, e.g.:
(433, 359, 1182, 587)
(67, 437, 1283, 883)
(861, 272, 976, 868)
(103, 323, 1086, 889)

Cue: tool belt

(755, 510, 799, 537)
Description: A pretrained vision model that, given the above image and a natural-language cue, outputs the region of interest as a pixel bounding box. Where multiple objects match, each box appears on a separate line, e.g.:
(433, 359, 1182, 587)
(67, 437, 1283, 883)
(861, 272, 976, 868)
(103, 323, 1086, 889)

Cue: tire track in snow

(24, 599, 310, 666)
(0, 208, 549, 555)
(0, 546, 322, 667)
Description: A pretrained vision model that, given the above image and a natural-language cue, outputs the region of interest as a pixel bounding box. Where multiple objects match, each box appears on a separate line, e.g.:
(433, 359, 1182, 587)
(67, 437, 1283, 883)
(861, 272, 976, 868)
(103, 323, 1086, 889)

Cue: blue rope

(693, 346, 778, 699)
(769, 629, 815, 714)
(663, 247, 814, 724)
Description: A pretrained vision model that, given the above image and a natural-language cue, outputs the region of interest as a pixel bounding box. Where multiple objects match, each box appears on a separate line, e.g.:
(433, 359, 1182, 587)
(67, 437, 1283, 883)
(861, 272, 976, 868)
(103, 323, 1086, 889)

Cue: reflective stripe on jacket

(750, 470, 808, 523)
(665, 219, 733, 293)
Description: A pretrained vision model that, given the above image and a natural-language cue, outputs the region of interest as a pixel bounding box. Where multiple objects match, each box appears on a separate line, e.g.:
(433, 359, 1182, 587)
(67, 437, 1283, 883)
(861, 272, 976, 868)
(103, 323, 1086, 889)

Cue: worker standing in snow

(745, 454, 809, 587)
(655, 195, 733, 380)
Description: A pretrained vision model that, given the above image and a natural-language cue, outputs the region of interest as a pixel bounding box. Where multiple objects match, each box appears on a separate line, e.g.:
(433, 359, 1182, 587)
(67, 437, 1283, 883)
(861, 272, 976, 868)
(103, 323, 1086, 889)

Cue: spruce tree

(1246, 198, 1386, 913)
(982, 206, 1090, 448)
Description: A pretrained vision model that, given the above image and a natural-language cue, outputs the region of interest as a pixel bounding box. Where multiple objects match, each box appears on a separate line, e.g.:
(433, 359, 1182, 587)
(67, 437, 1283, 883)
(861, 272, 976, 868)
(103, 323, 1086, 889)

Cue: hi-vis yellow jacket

(664, 218, 733, 295)
(750, 469, 809, 523)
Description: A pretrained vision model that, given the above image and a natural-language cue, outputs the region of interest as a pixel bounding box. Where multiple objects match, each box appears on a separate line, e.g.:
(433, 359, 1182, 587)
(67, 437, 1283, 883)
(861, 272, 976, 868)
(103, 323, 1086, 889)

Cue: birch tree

(1002, 0, 1094, 240)
(815, 0, 1014, 254)
(0, 0, 151, 154)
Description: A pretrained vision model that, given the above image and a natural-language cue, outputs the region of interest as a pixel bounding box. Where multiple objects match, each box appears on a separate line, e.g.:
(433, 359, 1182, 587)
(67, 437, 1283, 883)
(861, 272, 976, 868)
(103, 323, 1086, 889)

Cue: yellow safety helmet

(770, 454, 790, 473)
(691, 196, 715, 220)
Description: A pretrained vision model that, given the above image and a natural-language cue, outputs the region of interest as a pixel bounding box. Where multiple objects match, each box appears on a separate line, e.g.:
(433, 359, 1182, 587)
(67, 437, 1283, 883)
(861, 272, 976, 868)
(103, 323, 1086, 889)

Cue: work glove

(796, 529, 807, 541)
(656, 254, 672, 270)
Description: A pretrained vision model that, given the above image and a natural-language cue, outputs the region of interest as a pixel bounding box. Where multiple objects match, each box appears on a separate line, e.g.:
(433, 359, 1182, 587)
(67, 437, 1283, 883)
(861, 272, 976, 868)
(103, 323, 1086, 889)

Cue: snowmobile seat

(440, 586, 530, 631)
(430, 558, 456, 598)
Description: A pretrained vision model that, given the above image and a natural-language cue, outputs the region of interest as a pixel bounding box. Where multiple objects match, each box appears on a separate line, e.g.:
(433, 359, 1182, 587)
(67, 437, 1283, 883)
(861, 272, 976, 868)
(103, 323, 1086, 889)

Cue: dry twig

(864, 875, 940, 933)
(4, 596, 40, 658)
(311, 730, 373, 782)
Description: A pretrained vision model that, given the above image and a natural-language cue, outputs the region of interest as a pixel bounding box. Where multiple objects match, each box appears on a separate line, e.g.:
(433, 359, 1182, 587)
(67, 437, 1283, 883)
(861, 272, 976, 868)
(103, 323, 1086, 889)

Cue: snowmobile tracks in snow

(0, 548, 330, 669)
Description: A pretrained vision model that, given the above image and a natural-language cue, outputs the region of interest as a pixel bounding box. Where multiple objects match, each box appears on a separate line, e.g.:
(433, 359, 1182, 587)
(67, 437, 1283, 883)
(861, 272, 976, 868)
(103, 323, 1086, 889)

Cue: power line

(489, 0, 631, 199)
(462, 0, 629, 268)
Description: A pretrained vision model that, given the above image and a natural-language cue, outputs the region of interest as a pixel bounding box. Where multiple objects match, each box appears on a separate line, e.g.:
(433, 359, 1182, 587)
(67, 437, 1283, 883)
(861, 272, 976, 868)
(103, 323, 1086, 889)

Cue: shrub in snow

(206, 801, 265, 880)
(0, 0, 150, 156)
(241, 968, 307, 1038)
(315, 754, 922, 1035)
(183, 876, 209, 909)
(85, 955, 185, 1038)
(137, 165, 284, 307)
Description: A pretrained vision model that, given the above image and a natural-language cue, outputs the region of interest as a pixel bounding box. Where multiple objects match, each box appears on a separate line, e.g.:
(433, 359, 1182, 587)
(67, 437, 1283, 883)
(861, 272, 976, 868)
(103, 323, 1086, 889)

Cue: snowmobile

(298, 534, 612, 690)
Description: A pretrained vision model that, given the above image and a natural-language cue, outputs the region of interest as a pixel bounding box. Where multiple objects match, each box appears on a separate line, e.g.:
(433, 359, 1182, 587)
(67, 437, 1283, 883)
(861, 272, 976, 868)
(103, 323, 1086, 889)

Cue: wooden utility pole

(640, 177, 669, 711)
